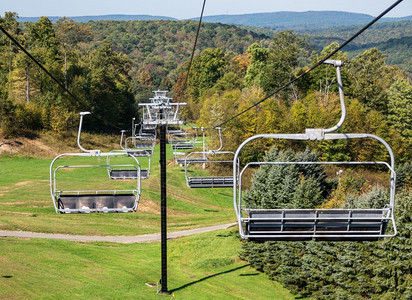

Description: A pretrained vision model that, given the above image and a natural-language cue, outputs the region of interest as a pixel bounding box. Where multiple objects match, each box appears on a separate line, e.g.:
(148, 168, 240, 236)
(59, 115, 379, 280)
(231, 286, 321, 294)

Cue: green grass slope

(0, 229, 295, 299)
(0, 142, 234, 235)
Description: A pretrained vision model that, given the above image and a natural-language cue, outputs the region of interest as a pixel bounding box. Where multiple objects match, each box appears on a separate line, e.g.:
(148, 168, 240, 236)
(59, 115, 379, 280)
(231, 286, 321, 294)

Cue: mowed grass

(0, 134, 296, 299)
(0, 228, 294, 299)
(0, 142, 234, 235)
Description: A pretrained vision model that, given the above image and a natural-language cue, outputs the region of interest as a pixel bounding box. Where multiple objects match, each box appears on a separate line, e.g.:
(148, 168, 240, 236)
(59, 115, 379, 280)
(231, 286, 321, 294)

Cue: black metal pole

(159, 120, 169, 294)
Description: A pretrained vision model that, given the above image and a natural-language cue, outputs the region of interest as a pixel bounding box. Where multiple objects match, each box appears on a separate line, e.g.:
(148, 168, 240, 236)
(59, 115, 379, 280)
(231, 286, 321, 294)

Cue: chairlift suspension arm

(323, 61, 346, 133)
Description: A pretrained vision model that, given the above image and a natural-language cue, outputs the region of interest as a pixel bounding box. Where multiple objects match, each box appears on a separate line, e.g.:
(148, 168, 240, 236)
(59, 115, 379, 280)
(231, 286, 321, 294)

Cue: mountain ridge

(193, 11, 412, 31)
(18, 14, 177, 23)
(17, 11, 412, 31)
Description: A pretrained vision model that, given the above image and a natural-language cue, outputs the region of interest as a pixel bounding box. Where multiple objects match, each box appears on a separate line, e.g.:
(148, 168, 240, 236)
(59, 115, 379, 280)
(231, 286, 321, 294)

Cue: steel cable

(215, 0, 404, 129)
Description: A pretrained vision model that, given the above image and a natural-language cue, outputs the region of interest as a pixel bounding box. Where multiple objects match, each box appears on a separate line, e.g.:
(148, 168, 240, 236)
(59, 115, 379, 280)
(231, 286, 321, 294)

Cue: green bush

(243, 147, 327, 210)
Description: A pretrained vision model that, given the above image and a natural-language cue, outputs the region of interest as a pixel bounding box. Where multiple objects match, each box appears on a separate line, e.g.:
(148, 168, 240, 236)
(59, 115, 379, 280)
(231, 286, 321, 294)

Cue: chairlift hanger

(50, 112, 141, 213)
(174, 127, 207, 165)
(107, 150, 151, 180)
(170, 127, 198, 150)
(233, 60, 397, 241)
(183, 128, 238, 188)
(185, 150, 238, 188)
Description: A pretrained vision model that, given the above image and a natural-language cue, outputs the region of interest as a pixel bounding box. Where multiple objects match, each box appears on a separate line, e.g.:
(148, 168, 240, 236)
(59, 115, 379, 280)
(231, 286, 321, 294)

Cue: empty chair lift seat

(57, 193, 138, 213)
(127, 149, 153, 156)
(187, 176, 234, 188)
(176, 157, 207, 165)
(245, 208, 390, 241)
(109, 169, 149, 179)
(172, 142, 194, 150)
(169, 137, 191, 145)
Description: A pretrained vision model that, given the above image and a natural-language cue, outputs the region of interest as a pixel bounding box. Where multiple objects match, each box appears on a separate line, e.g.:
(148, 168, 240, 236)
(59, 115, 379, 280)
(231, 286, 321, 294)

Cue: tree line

(0, 13, 137, 135)
(0, 14, 272, 136)
(181, 31, 410, 164)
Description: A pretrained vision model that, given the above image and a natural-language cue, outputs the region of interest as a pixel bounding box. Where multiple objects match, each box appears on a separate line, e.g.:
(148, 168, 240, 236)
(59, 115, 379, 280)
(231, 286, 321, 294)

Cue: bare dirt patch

(0, 202, 26, 205)
(15, 181, 30, 186)
(138, 199, 160, 214)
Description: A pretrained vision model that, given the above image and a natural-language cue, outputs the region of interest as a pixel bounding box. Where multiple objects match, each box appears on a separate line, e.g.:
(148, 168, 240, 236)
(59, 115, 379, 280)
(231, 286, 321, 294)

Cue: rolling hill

(18, 14, 177, 23)
(196, 11, 412, 31)
(18, 11, 412, 31)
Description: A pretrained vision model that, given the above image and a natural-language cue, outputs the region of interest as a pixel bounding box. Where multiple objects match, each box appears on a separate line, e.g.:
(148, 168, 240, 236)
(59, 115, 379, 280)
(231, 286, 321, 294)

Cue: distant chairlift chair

(136, 121, 157, 138)
(167, 123, 184, 137)
(184, 127, 237, 188)
(106, 130, 151, 180)
(170, 128, 198, 150)
(185, 150, 238, 188)
(50, 112, 141, 213)
(233, 60, 397, 241)
(107, 151, 150, 180)
(174, 127, 207, 165)
(105, 131, 153, 179)
(124, 134, 155, 157)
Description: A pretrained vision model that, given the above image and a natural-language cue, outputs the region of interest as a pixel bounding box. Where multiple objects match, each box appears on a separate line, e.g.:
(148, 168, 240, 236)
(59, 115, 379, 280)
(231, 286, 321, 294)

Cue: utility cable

(216, 0, 404, 129)
(0, 24, 80, 104)
(0, 24, 125, 131)
(182, 0, 206, 91)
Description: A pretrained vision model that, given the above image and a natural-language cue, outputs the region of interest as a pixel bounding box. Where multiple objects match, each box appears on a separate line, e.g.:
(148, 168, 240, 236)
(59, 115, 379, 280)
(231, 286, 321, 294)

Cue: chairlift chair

(124, 134, 155, 157)
(138, 122, 157, 136)
(107, 150, 151, 180)
(106, 126, 153, 180)
(168, 131, 194, 144)
(174, 128, 207, 165)
(170, 128, 198, 150)
(174, 127, 215, 165)
(233, 60, 397, 241)
(185, 150, 238, 188)
(131, 117, 157, 139)
(167, 123, 184, 136)
(50, 112, 141, 213)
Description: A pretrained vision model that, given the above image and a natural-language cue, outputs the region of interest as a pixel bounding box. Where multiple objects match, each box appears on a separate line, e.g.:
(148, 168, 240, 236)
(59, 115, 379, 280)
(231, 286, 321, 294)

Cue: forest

(0, 12, 411, 299)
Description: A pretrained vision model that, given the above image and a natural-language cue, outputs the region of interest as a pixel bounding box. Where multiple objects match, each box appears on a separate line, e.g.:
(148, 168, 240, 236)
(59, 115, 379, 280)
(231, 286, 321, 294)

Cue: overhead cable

(0, 23, 123, 131)
(183, 0, 207, 91)
(216, 0, 404, 129)
(0, 24, 80, 103)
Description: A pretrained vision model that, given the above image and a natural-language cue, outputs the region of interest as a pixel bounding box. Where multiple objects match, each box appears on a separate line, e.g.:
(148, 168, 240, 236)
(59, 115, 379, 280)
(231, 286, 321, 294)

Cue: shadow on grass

(170, 264, 250, 292)
(204, 209, 219, 212)
(239, 273, 259, 276)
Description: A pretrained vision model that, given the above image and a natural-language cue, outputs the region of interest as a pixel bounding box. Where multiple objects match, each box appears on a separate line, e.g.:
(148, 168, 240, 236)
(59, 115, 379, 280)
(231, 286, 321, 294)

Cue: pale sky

(1, 0, 411, 19)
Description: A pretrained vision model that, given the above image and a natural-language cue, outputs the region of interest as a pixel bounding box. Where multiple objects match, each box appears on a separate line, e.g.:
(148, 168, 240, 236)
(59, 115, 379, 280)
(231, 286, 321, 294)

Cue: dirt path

(0, 223, 237, 244)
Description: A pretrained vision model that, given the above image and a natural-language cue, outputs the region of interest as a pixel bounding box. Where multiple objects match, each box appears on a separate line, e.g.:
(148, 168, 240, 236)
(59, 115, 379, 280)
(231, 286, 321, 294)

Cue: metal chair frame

(185, 151, 238, 188)
(50, 111, 142, 213)
(124, 135, 155, 157)
(50, 153, 141, 213)
(234, 138, 396, 240)
(232, 60, 397, 241)
(107, 150, 151, 180)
